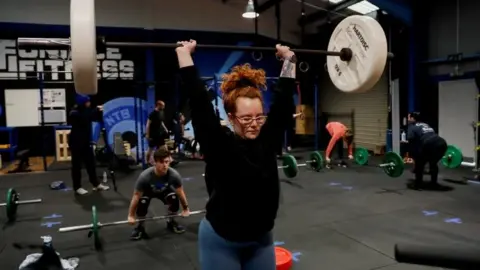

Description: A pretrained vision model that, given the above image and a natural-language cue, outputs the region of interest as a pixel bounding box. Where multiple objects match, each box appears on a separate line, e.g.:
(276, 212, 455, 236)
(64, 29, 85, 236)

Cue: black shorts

(138, 190, 180, 215)
(148, 137, 166, 148)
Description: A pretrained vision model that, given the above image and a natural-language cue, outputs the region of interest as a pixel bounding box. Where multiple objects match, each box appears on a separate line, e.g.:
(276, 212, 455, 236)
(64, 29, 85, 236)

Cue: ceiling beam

(257, 0, 285, 14)
(299, 0, 362, 25)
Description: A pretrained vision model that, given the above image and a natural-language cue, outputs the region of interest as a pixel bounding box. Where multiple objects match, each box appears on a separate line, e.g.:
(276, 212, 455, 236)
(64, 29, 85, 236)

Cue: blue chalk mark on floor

(41, 221, 62, 228)
(182, 177, 195, 182)
(422, 210, 438, 216)
(274, 241, 285, 246)
(444, 218, 462, 224)
(292, 252, 302, 262)
(43, 214, 63, 219)
(329, 182, 342, 186)
(342, 186, 353, 190)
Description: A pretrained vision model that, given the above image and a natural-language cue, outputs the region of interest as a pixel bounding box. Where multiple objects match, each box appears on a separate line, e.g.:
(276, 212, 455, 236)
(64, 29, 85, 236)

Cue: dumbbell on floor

(0, 188, 42, 221)
(278, 151, 324, 178)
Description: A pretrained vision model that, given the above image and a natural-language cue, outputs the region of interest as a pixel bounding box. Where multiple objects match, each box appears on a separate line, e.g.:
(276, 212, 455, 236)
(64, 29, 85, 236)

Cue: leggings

(198, 218, 276, 270)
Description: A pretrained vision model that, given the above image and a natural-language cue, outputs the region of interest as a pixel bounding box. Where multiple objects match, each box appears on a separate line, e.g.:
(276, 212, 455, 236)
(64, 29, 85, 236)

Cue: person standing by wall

(145, 100, 169, 164)
(68, 94, 110, 195)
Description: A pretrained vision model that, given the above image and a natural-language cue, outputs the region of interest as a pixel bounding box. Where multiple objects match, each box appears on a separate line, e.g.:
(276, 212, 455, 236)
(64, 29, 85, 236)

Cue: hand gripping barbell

(58, 205, 205, 249)
(353, 145, 464, 178)
(0, 188, 43, 221)
(278, 151, 324, 178)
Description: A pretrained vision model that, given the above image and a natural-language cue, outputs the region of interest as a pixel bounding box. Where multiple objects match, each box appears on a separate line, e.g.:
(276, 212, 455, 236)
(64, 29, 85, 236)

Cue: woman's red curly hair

(220, 64, 267, 114)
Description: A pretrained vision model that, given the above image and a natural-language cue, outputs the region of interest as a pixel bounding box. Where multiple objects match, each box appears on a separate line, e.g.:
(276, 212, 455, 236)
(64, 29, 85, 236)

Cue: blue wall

(0, 22, 291, 157)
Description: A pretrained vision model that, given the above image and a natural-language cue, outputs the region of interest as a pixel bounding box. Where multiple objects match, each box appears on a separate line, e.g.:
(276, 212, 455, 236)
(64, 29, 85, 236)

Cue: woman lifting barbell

(127, 147, 190, 240)
(176, 40, 295, 270)
(325, 121, 354, 168)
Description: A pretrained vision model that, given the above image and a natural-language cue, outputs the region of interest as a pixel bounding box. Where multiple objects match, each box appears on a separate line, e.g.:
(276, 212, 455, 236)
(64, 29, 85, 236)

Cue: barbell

(278, 151, 324, 178)
(353, 145, 464, 178)
(0, 188, 43, 221)
(58, 205, 205, 249)
(17, 0, 394, 96)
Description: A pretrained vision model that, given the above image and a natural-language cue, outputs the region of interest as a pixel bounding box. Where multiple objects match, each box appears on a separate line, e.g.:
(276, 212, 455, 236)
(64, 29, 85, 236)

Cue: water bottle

(102, 171, 108, 183)
(401, 131, 406, 142)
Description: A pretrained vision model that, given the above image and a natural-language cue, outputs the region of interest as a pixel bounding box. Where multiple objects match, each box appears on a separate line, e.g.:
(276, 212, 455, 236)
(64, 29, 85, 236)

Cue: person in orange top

(325, 122, 354, 167)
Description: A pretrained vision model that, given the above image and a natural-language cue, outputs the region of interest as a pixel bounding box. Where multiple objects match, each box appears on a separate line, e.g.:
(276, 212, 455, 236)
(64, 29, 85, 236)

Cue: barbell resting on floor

(17, 0, 394, 95)
(0, 188, 43, 221)
(278, 151, 324, 178)
(58, 205, 205, 249)
(353, 145, 464, 178)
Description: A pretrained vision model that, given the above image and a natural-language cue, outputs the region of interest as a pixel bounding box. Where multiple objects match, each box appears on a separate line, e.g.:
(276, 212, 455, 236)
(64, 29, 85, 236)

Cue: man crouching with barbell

(127, 146, 191, 240)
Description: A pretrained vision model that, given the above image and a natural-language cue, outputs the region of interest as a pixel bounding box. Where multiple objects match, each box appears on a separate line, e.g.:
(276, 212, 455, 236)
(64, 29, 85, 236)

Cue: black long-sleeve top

(180, 66, 295, 242)
(68, 106, 102, 148)
(406, 121, 437, 158)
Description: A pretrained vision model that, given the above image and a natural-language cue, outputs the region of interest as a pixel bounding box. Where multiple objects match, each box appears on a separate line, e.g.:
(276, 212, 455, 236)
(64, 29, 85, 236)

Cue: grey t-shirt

(134, 167, 183, 196)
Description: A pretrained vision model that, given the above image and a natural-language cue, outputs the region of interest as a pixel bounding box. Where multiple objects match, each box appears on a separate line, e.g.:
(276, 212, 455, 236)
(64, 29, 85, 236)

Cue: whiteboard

(5, 89, 40, 127)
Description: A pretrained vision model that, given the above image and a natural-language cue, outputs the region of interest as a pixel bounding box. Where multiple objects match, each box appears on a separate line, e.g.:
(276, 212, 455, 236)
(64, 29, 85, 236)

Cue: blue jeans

(198, 218, 276, 270)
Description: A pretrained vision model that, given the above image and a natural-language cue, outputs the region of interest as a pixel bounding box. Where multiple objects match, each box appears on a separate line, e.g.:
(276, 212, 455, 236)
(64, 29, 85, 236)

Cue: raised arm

(175, 40, 225, 157)
(259, 45, 296, 146)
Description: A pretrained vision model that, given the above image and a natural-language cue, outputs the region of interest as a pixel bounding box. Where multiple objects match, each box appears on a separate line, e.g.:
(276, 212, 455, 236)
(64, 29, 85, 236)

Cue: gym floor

(1, 151, 479, 270)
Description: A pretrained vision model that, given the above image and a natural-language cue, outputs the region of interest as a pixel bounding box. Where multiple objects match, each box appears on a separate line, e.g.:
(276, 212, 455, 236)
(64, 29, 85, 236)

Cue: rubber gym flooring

(1, 151, 480, 270)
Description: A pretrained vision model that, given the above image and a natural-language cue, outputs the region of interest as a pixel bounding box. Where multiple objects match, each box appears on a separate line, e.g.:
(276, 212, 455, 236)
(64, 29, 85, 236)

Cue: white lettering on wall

(0, 39, 135, 80)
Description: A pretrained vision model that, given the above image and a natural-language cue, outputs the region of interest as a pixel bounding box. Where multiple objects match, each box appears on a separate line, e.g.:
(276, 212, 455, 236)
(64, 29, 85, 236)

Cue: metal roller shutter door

(319, 73, 389, 151)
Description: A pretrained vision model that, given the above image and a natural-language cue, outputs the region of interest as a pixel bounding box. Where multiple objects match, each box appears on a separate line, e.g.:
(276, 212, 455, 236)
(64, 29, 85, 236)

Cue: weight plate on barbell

(327, 15, 388, 93)
(91, 205, 101, 249)
(382, 152, 404, 178)
(71, 0, 97, 95)
(354, 148, 369, 166)
(442, 145, 463, 169)
(282, 154, 298, 178)
(309, 151, 324, 171)
(6, 188, 18, 221)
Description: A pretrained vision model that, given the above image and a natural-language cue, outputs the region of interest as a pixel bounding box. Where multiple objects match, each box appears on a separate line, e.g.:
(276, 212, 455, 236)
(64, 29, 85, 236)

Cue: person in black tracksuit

(68, 94, 109, 195)
(407, 112, 448, 189)
(176, 40, 295, 270)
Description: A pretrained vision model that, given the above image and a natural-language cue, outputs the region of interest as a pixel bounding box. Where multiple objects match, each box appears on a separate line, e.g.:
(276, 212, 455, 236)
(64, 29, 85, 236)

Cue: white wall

(438, 79, 477, 160)
(0, 0, 319, 45)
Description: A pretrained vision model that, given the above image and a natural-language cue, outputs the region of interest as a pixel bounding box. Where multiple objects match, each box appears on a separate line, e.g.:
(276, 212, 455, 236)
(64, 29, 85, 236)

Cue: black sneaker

(407, 182, 422, 191)
(130, 226, 148, 240)
(167, 220, 185, 234)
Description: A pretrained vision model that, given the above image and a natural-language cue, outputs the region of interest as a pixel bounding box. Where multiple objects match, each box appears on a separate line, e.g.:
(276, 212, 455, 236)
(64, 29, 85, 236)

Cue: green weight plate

(354, 148, 369, 165)
(382, 152, 404, 178)
(282, 154, 298, 178)
(441, 145, 463, 169)
(309, 151, 324, 171)
(6, 188, 18, 221)
(92, 205, 100, 249)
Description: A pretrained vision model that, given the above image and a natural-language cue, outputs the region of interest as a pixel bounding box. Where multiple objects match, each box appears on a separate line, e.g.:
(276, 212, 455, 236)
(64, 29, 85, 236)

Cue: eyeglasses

(235, 115, 267, 126)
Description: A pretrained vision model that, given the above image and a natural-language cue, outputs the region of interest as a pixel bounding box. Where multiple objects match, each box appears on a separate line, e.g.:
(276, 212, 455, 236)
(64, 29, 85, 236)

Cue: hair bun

(220, 64, 267, 95)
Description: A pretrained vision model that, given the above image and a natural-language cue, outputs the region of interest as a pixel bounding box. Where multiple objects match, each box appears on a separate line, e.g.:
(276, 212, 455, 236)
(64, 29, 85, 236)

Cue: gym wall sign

(0, 39, 135, 80)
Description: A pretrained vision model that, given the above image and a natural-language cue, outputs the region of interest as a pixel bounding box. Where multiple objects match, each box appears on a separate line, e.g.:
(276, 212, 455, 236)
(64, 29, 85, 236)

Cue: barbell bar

(17, 39, 394, 61)
(59, 208, 206, 233)
(58, 205, 205, 249)
(16, 0, 395, 96)
(0, 188, 43, 221)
